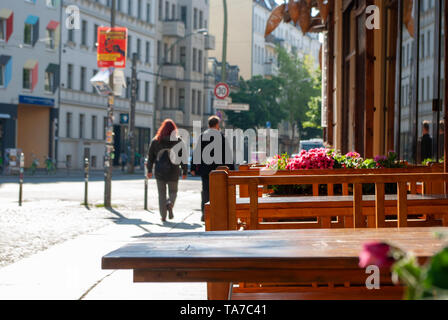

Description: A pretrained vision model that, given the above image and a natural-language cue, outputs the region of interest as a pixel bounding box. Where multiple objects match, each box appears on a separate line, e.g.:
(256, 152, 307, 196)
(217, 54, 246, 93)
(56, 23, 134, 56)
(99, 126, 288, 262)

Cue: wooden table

(102, 228, 447, 300)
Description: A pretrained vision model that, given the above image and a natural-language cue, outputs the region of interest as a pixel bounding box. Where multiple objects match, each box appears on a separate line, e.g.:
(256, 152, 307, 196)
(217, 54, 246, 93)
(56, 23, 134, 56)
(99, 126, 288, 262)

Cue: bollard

(144, 157, 148, 211)
(84, 157, 89, 206)
(19, 153, 24, 207)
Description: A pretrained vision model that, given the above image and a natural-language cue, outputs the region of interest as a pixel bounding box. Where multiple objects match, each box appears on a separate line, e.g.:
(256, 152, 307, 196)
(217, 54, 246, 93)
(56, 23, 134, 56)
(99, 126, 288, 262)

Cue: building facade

(0, 0, 61, 169)
(209, 0, 321, 81)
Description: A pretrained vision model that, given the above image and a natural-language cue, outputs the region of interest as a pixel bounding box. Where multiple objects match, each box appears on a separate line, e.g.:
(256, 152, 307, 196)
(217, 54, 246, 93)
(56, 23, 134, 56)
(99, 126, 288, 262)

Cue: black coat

(190, 129, 235, 177)
(147, 136, 188, 181)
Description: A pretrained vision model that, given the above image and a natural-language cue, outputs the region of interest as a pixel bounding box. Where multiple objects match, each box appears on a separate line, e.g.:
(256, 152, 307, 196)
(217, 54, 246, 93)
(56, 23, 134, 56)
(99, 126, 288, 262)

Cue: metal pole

(144, 157, 148, 210)
(19, 153, 24, 207)
(221, 0, 228, 83)
(128, 52, 138, 174)
(84, 157, 89, 206)
(444, 0, 448, 193)
(104, 0, 116, 208)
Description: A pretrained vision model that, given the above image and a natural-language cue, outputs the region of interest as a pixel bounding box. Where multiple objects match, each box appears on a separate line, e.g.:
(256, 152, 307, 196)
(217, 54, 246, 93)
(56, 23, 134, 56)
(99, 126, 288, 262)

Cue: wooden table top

(102, 228, 447, 272)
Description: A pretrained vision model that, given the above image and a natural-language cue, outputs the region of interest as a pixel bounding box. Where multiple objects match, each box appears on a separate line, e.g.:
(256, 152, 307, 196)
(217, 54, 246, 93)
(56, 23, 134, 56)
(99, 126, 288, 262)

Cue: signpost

(214, 82, 230, 100)
(19, 153, 24, 207)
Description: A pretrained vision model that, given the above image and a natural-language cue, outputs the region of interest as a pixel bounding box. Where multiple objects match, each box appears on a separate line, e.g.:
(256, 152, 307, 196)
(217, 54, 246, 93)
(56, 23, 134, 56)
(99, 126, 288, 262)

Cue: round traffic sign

(214, 82, 230, 100)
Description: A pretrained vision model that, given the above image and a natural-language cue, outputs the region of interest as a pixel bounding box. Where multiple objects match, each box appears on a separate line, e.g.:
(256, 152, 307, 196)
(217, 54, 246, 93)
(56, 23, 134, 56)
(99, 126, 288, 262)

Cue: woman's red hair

(155, 119, 178, 141)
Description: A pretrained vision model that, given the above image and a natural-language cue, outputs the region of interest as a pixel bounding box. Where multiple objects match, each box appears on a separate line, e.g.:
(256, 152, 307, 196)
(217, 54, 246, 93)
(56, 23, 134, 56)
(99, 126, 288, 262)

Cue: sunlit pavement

(0, 173, 206, 300)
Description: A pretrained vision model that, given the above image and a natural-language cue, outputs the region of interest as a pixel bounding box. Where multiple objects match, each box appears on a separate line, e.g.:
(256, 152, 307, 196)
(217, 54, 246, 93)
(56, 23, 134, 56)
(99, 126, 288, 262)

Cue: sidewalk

(0, 179, 206, 300)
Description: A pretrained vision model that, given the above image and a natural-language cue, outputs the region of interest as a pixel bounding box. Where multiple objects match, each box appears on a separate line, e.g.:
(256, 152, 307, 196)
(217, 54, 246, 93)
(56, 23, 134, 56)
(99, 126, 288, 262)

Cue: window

(0, 10, 13, 42)
(24, 15, 38, 46)
(164, 43, 168, 63)
(46, 0, 57, 7)
(0, 55, 12, 88)
(163, 86, 167, 108)
(192, 90, 196, 114)
(81, 20, 87, 46)
(117, 0, 122, 11)
(0, 64, 4, 88)
(158, 0, 163, 21)
(145, 41, 150, 63)
(103, 117, 107, 140)
(165, 1, 169, 20)
(180, 46, 186, 67)
(92, 116, 97, 140)
(180, 6, 187, 25)
(127, 35, 132, 58)
(92, 69, 97, 93)
(137, 38, 141, 60)
(44, 65, 58, 93)
(172, 4, 176, 20)
(194, 8, 198, 29)
(146, 3, 151, 23)
(46, 27, 55, 49)
(66, 113, 72, 138)
(157, 40, 161, 64)
(128, 0, 133, 16)
(170, 87, 174, 108)
(198, 50, 203, 73)
(79, 114, 85, 139)
(68, 29, 74, 43)
(80, 67, 86, 92)
(145, 81, 150, 102)
(192, 48, 197, 71)
(197, 91, 201, 114)
(178, 88, 185, 111)
(199, 11, 203, 29)
(137, 0, 142, 20)
(67, 64, 73, 89)
(23, 69, 31, 90)
(94, 24, 99, 48)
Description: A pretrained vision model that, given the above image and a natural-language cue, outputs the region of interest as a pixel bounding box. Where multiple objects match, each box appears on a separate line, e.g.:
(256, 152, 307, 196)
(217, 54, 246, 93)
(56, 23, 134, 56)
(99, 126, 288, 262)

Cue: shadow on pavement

(105, 207, 153, 234)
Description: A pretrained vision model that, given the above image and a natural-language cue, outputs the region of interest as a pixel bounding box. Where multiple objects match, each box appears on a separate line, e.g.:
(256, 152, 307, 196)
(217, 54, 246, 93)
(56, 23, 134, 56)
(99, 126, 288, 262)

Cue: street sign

(214, 82, 230, 100)
(97, 27, 128, 68)
(120, 113, 129, 124)
(213, 97, 232, 109)
(227, 104, 250, 111)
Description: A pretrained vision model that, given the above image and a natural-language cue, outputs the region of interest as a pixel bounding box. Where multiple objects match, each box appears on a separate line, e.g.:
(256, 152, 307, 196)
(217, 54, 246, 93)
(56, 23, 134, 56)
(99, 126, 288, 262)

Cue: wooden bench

(206, 172, 448, 300)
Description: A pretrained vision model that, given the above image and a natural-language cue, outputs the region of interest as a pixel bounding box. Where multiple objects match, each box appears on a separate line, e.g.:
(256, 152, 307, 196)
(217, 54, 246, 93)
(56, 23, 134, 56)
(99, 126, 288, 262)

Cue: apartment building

(209, 0, 321, 81)
(154, 0, 215, 134)
(0, 0, 61, 168)
(59, 0, 156, 170)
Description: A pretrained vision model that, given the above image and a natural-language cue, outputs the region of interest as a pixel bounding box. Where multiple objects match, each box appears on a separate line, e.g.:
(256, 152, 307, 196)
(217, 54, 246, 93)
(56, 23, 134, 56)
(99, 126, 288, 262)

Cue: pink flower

(359, 242, 395, 269)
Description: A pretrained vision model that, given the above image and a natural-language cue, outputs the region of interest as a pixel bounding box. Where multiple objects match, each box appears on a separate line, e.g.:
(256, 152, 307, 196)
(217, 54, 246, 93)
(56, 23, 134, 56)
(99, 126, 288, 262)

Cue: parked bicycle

(45, 157, 56, 175)
(29, 154, 39, 175)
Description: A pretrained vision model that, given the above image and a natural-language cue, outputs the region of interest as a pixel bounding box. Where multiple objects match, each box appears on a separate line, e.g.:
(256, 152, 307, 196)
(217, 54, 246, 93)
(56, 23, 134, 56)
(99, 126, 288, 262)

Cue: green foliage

(226, 76, 286, 130)
(276, 46, 322, 137)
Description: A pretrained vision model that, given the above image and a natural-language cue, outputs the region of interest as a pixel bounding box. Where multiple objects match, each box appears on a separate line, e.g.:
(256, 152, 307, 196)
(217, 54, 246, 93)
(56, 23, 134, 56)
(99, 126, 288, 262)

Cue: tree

(276, 46, 322, 145)
(226, 76, 286, 130)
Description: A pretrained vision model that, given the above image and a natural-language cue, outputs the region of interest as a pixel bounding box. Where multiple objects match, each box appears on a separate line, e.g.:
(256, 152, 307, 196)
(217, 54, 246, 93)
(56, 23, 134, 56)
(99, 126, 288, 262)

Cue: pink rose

(359, 242, 395, 269)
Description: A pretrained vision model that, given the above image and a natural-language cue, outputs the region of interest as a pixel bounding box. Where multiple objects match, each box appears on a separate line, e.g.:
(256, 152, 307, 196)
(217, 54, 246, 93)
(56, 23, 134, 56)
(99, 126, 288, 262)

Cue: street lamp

(152, 28, 208, 134)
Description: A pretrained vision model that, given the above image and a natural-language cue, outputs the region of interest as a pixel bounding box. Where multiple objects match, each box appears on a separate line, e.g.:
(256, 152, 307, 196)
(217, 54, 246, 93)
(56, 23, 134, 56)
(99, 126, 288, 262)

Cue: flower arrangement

(359, 235, 448, 300)
(265, 149, 405, 171)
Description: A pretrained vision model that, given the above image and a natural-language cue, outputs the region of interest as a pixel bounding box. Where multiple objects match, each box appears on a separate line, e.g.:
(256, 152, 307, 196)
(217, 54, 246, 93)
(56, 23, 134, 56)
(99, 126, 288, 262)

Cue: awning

(0, 55, 11, 65)
(0, 8, 12, 19)
(25, 15, 38, 25)
(46, 20, 59, 30)
(46, 63, 59, 73)
(24, 59, 37, 69)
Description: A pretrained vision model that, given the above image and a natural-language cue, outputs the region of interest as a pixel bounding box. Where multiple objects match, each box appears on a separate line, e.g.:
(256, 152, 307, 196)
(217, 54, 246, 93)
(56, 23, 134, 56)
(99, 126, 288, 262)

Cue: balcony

(264, 61, 278, 77)
(160, 109, 184, 124)
(162, 20, 186, 38)
(205, 34, 215, 51)
(161, 64, 185, 81)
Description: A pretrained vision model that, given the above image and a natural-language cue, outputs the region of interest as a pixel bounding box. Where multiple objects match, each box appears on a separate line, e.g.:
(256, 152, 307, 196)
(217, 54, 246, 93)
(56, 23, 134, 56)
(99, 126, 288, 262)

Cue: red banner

(97, 27, 128, 68)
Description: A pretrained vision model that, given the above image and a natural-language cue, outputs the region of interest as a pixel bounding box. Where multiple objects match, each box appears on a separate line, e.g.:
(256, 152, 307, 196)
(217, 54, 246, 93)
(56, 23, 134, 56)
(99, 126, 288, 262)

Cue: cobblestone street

(0, 171, 205, 299)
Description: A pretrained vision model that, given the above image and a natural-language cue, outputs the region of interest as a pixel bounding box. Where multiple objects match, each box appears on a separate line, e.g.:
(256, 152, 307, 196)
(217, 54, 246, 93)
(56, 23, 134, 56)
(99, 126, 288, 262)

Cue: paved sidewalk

(0, 177, 207, 300)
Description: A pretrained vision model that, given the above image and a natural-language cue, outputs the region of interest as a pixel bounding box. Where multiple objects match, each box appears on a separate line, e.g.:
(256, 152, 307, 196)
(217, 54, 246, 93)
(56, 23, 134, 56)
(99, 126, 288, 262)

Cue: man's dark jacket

(191, 129, 234, 177)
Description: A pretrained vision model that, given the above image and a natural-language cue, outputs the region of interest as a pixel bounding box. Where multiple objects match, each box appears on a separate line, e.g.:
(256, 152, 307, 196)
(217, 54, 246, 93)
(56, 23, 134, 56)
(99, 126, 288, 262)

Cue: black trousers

(201, 174, 210, 217)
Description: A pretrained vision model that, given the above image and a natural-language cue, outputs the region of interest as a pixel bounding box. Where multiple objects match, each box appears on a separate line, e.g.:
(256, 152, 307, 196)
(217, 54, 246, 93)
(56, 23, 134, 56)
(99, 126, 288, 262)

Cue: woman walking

(147, 119, 188, 222)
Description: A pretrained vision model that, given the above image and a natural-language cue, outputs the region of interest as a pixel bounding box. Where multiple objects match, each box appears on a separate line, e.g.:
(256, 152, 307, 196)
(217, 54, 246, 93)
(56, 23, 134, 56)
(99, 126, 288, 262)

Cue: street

(0, 171, 206, 299)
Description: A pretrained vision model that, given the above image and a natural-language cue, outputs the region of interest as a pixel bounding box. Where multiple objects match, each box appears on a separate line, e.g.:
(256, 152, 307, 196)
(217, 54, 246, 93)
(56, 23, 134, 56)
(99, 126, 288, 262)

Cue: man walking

(191, 116, 234, 222)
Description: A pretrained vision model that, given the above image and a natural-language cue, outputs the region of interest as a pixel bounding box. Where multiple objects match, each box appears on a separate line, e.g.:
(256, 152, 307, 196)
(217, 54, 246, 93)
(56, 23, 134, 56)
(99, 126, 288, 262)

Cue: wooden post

(207, 170, 230, 300)
(375, 183, 386, 228)
(353, 183, 365, 228)
(248, 182, 259, 230)
(397, 181, 408, 228)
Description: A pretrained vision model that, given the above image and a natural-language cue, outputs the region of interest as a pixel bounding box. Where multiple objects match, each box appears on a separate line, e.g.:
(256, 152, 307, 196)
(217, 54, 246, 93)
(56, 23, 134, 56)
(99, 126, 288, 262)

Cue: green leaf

(425, 248, 448, 290)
